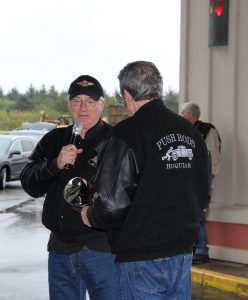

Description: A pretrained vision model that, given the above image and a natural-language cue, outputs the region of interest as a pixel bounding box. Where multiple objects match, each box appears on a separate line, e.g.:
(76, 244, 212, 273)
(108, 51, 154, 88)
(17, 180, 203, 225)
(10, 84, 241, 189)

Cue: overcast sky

(0, 0, 181, 96)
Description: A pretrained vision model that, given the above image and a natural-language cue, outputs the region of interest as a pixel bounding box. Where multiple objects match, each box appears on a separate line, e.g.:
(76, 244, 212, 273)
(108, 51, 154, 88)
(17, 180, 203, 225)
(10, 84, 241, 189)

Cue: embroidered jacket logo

(162, 145, 193, 162)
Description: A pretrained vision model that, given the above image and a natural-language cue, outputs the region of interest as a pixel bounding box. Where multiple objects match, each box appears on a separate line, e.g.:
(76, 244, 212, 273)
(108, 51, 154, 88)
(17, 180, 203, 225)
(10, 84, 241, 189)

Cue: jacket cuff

(47, 158, 61, 176)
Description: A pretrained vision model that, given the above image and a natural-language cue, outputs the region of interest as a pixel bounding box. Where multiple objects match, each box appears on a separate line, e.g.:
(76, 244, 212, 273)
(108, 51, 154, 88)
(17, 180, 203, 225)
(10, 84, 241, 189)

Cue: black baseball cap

(68, 75, 104, 101)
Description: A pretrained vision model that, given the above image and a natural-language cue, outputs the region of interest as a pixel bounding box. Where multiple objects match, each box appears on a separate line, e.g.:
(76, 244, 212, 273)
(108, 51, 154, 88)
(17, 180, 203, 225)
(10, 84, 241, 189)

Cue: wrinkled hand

(81, 205, 91, 227)
(57, 145, 83, 169)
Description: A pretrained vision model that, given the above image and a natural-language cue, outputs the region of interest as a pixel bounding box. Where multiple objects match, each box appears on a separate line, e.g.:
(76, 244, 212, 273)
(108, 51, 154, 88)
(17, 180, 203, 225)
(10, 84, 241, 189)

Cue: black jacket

(195, 120, 221, 151)
(20, 120, 112, 253)
(87, 100, 210, 262)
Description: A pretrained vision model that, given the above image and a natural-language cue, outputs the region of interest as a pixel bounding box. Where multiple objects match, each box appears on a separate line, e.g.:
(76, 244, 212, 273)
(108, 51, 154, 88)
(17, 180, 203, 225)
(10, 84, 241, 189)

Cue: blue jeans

(117, 253, 192, 300)
(48, 247, 118, 300)
(194, 210, 209, 255)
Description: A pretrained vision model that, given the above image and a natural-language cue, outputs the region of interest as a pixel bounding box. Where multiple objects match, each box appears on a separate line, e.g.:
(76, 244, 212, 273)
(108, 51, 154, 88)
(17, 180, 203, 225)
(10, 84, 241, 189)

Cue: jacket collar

(134, 99, 164, 116)
(84, 119, 105, 140)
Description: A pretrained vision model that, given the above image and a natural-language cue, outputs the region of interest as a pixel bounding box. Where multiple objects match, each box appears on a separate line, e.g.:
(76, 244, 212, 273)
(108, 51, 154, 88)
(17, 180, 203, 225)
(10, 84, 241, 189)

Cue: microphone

(64, 122, 83, 169)
(70, 122, 83, 144)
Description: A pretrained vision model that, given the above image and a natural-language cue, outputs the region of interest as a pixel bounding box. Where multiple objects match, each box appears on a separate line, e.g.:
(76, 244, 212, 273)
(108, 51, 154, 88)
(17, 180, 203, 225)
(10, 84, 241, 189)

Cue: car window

(0, 139, 11, 154)
(10, 140, 22, 153)
(22, 140, 35, 152)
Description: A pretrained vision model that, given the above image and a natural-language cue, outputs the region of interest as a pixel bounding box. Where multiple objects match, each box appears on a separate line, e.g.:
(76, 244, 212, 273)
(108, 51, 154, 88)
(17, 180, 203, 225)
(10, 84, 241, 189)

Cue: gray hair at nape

(180, 102, 201, 119)
(118, 60, 163, 101)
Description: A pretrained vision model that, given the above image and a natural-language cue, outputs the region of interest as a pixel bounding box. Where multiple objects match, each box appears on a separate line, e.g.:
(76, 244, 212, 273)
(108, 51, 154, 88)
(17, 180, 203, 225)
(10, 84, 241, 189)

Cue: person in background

(180, 101, 221, 264)
(81, 61, 210, 299)
(20, 75, 118, 300)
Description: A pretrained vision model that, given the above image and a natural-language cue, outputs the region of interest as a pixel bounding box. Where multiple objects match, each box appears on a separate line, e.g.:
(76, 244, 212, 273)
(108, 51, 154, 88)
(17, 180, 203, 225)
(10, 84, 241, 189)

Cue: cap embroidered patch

(76, 80, 95, 87)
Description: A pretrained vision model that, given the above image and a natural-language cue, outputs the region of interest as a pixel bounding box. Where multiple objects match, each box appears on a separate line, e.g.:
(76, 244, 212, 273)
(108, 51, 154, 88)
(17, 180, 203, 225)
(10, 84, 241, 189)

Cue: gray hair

(118, 61, 163, 101)
(180, 102, 201, 119)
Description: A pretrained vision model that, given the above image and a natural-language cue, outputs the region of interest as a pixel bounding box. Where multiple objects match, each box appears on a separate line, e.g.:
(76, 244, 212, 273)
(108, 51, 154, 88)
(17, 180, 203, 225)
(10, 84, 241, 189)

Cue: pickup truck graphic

(162, 146, 193, 161)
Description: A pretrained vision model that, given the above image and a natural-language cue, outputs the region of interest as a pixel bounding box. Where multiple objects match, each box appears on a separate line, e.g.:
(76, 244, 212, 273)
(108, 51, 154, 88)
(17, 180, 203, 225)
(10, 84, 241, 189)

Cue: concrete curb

(192, 266, 248, 297)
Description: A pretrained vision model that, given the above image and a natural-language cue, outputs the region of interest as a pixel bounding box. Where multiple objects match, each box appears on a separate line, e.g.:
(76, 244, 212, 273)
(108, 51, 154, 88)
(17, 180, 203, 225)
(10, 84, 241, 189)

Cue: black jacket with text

(87, 100, 210, 262)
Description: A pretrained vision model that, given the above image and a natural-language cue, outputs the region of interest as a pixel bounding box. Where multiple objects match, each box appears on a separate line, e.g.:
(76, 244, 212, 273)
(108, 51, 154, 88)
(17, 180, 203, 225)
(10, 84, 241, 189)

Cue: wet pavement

(0, 196, 49, 299)
(0, 181, 247, 299)
(0, 181, 29, 212)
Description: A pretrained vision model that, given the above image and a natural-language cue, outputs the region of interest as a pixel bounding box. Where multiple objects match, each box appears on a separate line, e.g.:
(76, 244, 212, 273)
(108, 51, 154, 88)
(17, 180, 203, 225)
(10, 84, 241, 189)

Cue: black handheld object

(64, 122, 83, 169)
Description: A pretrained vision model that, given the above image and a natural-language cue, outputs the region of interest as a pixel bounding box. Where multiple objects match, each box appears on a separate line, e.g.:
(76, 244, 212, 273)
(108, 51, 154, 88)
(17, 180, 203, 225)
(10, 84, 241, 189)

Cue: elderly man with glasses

(20, 75, 118, 300)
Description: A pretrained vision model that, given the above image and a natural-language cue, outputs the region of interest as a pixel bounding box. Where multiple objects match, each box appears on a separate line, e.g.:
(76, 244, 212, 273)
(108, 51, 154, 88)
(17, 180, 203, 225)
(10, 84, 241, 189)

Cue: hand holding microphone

(57, 122, 83, 170)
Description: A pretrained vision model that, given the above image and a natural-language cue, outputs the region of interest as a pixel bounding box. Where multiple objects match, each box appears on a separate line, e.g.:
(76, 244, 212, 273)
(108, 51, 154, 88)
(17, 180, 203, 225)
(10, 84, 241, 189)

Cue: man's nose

(79, 101, 88, 109)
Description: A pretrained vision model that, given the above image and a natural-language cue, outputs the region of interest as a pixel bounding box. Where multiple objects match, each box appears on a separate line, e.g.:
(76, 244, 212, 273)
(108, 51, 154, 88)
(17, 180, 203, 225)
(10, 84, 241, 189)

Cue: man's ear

(123, 89, 136, 116)
(123, 89, 133, 105)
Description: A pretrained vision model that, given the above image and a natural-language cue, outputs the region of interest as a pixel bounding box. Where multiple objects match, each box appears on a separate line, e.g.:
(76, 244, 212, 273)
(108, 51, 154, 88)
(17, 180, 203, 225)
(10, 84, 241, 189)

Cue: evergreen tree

(48, 85, 58, 98)
(0, 87, 3, 97)
(14, 95, 34, 111)
(6, 87, 20, 101)
(26, 84, 36, 99)
(164, 89, 179, 113)
(39, 84, 47, 97)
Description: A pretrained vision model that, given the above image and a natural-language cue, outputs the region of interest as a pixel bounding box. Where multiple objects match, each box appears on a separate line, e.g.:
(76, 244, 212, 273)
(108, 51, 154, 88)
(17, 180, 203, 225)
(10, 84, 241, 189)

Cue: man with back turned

(81, 61, 210, 299)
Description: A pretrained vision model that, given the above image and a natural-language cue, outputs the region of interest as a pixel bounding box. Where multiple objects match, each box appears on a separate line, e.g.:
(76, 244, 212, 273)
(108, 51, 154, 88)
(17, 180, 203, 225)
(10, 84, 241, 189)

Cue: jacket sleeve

(20, 141, 61, 198)
(87, 137, 140, 230)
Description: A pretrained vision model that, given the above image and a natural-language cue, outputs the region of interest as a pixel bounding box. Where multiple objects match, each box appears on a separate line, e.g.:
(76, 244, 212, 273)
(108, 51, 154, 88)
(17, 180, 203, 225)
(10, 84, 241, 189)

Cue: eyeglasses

(115, 92, 125, 104)
(70, 98, 98, 108)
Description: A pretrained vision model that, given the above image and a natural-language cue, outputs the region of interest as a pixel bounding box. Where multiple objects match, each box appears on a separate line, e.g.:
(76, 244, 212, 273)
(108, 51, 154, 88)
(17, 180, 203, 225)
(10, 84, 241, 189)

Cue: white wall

(179, 0, 248, 261)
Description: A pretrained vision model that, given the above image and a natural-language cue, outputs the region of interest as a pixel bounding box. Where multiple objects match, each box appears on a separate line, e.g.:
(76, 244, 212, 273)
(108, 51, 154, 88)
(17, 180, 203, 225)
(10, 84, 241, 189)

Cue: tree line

(0, 85, 178, 130)
(0, 85, 68, 112)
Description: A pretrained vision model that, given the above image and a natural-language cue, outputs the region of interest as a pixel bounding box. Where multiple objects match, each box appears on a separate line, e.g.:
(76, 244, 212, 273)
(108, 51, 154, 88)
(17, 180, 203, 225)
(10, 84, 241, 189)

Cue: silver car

(0, 135, 37, 189)
(9, 129, 48, 141)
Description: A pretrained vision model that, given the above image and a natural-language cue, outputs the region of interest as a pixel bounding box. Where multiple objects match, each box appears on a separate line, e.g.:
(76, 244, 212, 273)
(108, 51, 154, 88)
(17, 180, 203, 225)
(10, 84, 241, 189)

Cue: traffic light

(209, 0, 229, 46)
